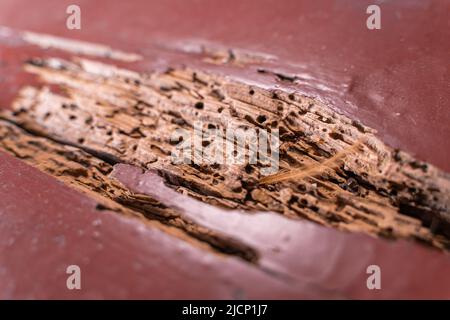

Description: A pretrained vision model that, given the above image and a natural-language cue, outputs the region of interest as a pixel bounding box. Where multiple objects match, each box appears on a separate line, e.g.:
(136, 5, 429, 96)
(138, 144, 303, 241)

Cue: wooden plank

(0, 0, 449, 299)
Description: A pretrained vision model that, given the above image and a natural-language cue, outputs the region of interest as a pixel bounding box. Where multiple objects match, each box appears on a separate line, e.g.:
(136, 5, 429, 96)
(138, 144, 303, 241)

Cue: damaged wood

(1, 56, 450, 253)
(0, 120, 258, 261)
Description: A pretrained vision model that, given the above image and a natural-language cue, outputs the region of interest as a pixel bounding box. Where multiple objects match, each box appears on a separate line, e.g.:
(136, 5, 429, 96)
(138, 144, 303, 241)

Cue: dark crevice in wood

(0, 120, 258, 262)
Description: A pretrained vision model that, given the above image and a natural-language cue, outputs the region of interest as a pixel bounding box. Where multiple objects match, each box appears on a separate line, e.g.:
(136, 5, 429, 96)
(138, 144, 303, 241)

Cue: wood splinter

(259, 138, 366, 185)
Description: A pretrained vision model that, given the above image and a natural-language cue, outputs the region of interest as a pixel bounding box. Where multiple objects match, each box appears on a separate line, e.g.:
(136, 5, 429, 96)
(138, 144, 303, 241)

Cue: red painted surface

(0, 0, 449, 299)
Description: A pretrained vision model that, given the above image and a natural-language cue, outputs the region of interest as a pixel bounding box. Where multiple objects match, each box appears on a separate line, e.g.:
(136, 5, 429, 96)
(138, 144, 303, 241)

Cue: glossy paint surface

(0, 0, 448, 299)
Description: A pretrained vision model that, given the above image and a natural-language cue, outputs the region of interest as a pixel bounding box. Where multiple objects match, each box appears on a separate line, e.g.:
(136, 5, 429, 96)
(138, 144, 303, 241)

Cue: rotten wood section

(0, 150, 324, 299)
(1, 0, 449, 172)
(0, 121, 258, 261)
(1, 150, 450, 299)
(1, 56, 449, 255)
